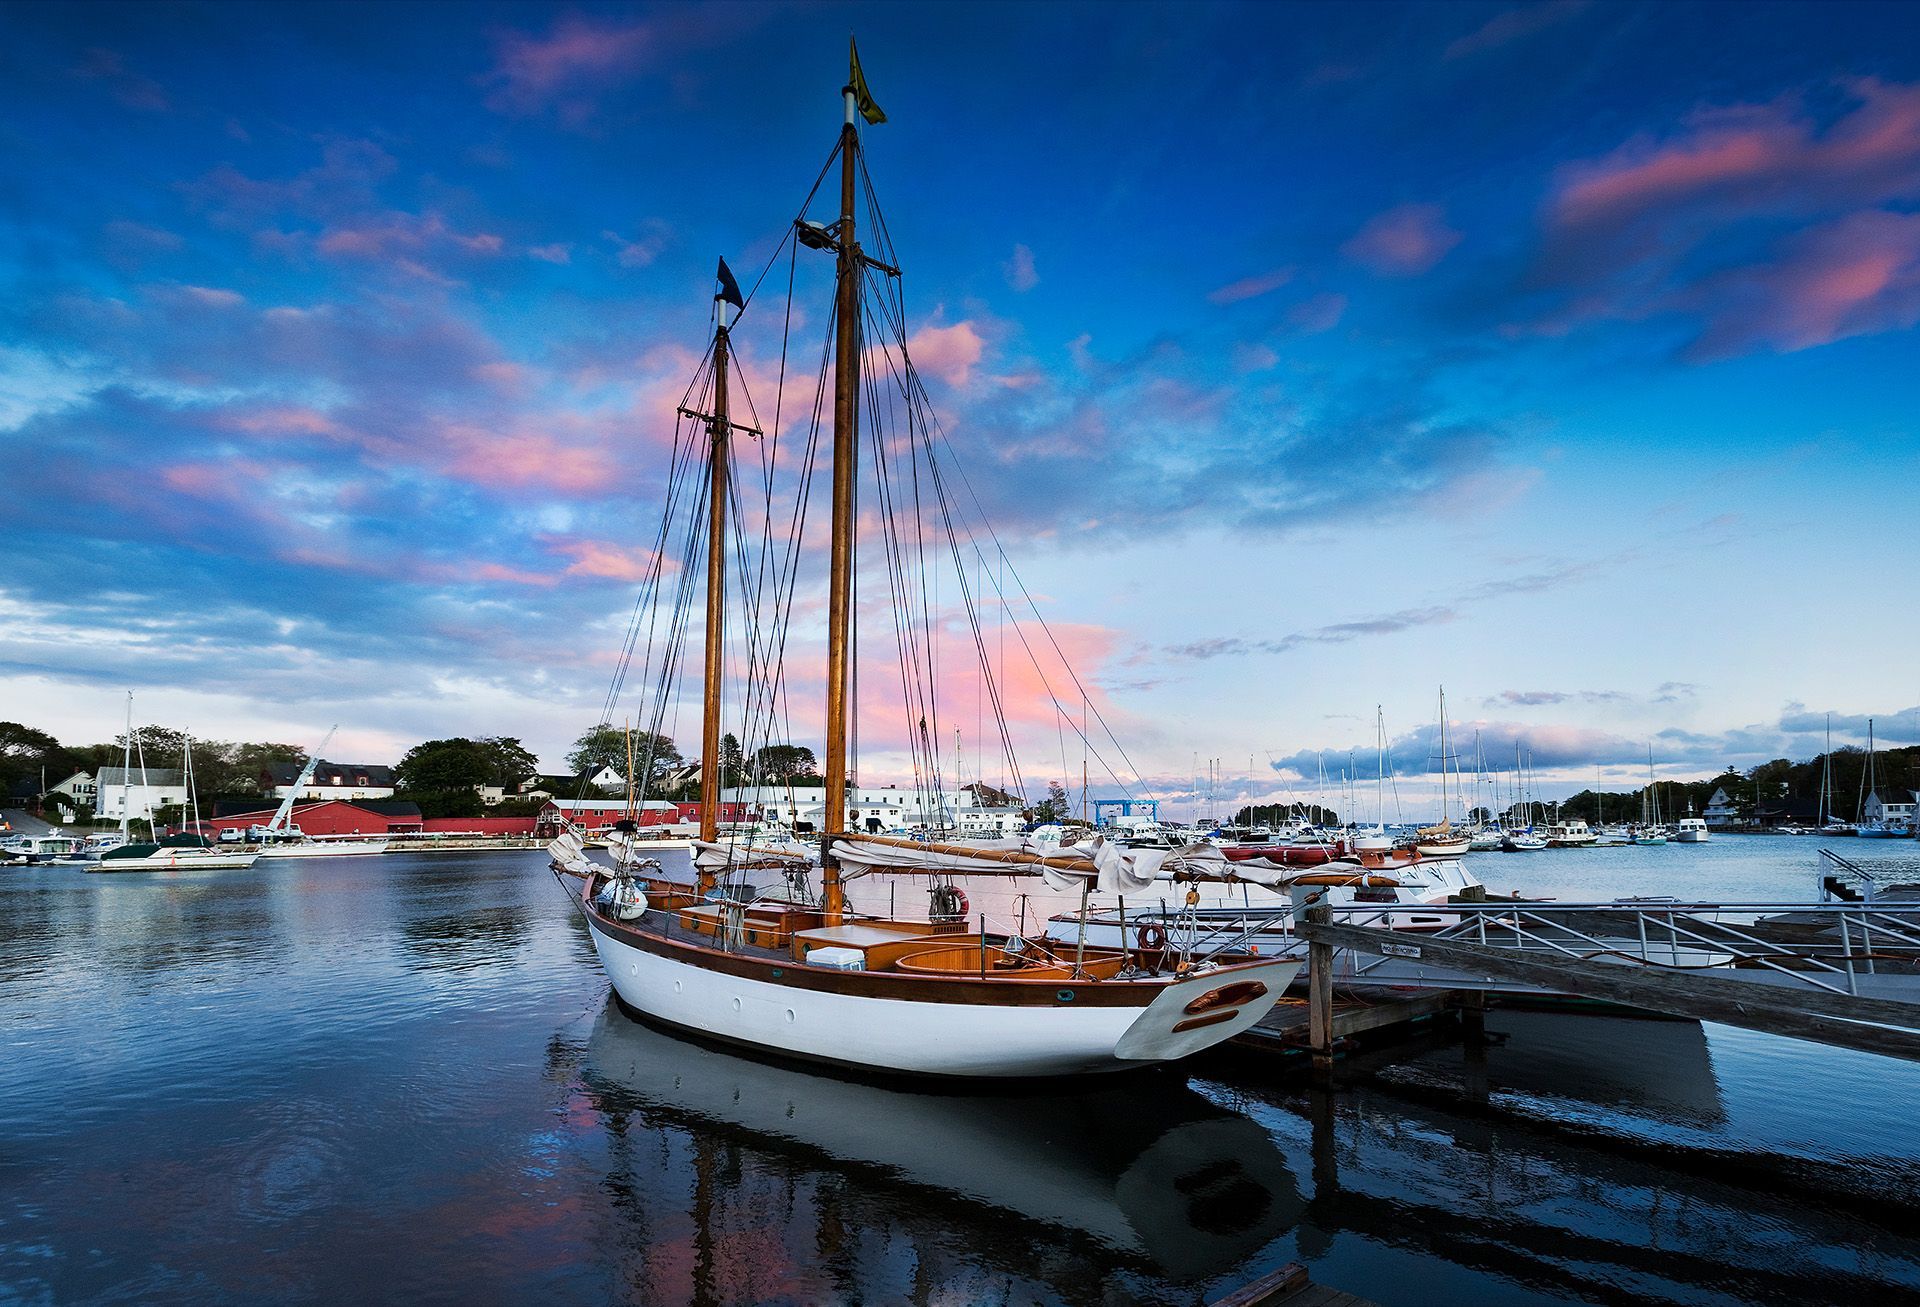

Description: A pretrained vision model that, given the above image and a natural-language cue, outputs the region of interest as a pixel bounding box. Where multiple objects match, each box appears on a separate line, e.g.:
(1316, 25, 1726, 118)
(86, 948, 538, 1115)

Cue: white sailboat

(90, 699, 258, 872)
(1415, 688, 1471, 859)
(1633, 748, 1671, 844)
(553, 52, 1295, 1078)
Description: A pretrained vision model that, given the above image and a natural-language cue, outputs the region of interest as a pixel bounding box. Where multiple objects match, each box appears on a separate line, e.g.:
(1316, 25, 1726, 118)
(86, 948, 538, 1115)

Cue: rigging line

(925, 406, 1153, 798)
(738, 274, 835, 808)
(857, 285, 1143, 795)
(859, 291, 1026, 803)
(594, 399, 705, 791)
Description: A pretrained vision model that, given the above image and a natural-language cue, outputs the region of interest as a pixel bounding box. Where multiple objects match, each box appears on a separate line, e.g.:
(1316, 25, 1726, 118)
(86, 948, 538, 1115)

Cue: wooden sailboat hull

(583, 909, 1297, 1078)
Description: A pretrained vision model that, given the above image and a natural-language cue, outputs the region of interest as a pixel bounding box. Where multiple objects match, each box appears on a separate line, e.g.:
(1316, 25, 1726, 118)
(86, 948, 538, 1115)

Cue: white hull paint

(256, 840, 391, 859)
(587, 918, 1297, 1078)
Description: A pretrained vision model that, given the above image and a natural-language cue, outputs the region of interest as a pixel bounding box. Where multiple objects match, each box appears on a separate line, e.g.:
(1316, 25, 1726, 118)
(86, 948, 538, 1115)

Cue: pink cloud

(1444, 0, 1588, 61)
(1342, 204, 1461, 275)
(528, 243, 572, 264)
(1289, 291, 1348, 333)
(180, 285, 245, 308)
(222, 406, 348, 440)
(75, 48, 170, 112)
(906, 320, 986, 387)
(440, 422, 617, 493)
(1003, 244, 1039, 292)
(316, 211, 505, 262)
(546, 538, 667, 583)
(471, 562, 557, 587)
(472, 361, 533, 393)
(1524, 79, 1920, 356)
(1207, 267, 1293, 305)
(603, 222, 671, 268)
(486, 16, 652, 116)
(1551, 79, 1920, 233)
(1687, 210, 1920, 359)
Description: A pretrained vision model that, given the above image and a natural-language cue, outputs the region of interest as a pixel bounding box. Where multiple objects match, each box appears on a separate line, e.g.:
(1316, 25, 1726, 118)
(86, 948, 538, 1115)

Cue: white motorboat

(3, 834, 92, 864)
(1542, 819, 1597, 847)
(1671, 817, 1710, 843)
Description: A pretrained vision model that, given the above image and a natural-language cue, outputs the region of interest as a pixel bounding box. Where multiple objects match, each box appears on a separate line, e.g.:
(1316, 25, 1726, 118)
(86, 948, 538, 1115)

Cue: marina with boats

(8, 10, 1920, 1306)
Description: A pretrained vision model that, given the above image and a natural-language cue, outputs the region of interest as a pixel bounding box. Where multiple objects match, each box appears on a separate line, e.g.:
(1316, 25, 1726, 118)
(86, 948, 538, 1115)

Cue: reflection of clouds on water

(573, 1004, 1303, 1289)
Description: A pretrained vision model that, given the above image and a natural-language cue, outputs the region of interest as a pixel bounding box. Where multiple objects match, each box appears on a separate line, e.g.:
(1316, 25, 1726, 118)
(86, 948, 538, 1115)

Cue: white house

(46, 771, 95, 804)
(721, 784, 1026, 836)
(265, 760, 396, 802)
(96, 768, 190, 823)
(583, 765, 626, 792)
(1863, 791, 1917, 824)
(1703, 787, 1741, 828)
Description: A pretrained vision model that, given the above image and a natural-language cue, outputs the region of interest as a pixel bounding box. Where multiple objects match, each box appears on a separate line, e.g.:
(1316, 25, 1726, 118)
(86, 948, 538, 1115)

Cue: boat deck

(617, 876, 1142, 981)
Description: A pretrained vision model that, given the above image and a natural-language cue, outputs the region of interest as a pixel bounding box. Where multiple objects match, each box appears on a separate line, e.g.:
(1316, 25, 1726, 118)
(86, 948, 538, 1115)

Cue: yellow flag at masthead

(849, 38, 886, 125)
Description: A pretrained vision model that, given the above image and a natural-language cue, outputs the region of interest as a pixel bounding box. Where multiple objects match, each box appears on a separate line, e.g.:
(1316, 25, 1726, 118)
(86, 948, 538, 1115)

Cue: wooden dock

(1209, 1261, 1377, 1307)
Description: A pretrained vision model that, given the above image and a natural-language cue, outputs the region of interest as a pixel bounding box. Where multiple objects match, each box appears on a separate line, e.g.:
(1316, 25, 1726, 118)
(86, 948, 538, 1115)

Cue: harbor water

(4, 841, 1920, 1305)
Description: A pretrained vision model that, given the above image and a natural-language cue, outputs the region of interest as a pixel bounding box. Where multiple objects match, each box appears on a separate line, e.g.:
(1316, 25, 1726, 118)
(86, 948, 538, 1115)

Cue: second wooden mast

(697, 305, 732, 876)
(820, 79, 862, 923)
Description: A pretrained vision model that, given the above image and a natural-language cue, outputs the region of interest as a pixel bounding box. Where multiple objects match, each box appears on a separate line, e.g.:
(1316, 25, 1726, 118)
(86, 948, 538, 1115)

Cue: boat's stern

(1113, 958, 1298, 1063)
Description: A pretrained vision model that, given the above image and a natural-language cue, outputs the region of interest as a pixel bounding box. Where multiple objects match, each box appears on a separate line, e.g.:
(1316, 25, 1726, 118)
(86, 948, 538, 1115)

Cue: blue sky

(3, 1, 1917, 810)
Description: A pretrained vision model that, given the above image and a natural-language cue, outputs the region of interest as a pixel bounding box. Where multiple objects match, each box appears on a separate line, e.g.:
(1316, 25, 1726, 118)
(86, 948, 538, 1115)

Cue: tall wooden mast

(698, 316, 732, 871)
(820, 82, 861, 922)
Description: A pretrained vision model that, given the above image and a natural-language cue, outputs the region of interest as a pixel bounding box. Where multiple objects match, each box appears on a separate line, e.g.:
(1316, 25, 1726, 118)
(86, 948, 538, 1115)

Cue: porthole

(731, 997, 742, 1012)
(785, 1009, 796, 1023)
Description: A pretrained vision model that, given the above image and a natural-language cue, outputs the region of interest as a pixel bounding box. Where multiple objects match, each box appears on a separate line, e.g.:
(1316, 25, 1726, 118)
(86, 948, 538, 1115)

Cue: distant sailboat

(1818, 715, 1854, 835)
(1415, 689, 1471, 859)
(1856, 717, 1908, 838)
(90, 698, 258, 872)
(1633, 748, 1669, 845)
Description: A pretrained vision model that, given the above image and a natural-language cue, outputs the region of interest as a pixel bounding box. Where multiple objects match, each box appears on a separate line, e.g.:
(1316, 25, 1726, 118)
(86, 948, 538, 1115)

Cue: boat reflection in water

(575, 1002, 1302, 1286)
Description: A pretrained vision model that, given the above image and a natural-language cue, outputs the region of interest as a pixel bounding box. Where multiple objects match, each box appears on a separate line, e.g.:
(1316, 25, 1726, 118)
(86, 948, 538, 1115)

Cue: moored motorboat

(1671, 817, 1709, 843)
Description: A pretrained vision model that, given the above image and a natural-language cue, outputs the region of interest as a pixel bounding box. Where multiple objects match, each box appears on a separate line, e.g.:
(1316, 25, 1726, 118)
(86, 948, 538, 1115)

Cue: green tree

(568, 723, 627, 775)
(566, 724, 681, 792)
(0, 722, 70, 794)
(395, 739, 495, 793)
(720, 733, 745, 788)
(229, 742, 308, 793)
(476, 737, 540, 787)
(1031, 780, 1070, 824)
(753, 744, 819, 784)
(116, 724, 190, 765)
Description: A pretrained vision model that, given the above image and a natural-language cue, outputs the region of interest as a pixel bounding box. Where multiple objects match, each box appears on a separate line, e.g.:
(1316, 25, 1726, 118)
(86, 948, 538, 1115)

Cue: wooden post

(1307, 897, 1334, 1081)
(820, 91, 861, 927)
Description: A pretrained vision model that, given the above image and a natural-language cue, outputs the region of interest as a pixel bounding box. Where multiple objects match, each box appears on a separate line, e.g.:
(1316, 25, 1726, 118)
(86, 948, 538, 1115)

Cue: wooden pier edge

(1299, 919, 1920, 1062)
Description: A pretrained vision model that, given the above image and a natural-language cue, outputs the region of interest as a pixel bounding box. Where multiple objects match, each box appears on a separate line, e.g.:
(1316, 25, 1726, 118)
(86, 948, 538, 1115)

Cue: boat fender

(929, 884, 969, 921)
(1136, 922, 1169, 953)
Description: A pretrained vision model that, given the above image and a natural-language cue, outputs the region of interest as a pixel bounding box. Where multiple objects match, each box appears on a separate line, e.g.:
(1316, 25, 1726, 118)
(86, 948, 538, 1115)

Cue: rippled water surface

(3, 842, 1920, 1305)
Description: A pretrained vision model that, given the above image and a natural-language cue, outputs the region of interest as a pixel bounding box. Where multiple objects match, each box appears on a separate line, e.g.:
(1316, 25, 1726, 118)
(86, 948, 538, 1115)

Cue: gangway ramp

(1297, 898, 1920, 1063)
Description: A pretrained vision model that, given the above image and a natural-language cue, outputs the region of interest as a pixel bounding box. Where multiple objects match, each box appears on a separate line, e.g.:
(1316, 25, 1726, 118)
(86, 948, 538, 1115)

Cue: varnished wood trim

(587, 904, 1162, 1008)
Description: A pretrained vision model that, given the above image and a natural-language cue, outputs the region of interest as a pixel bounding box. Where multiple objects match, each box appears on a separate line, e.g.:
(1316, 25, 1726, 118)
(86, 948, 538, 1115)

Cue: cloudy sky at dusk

(4, 1, 1918, 813)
